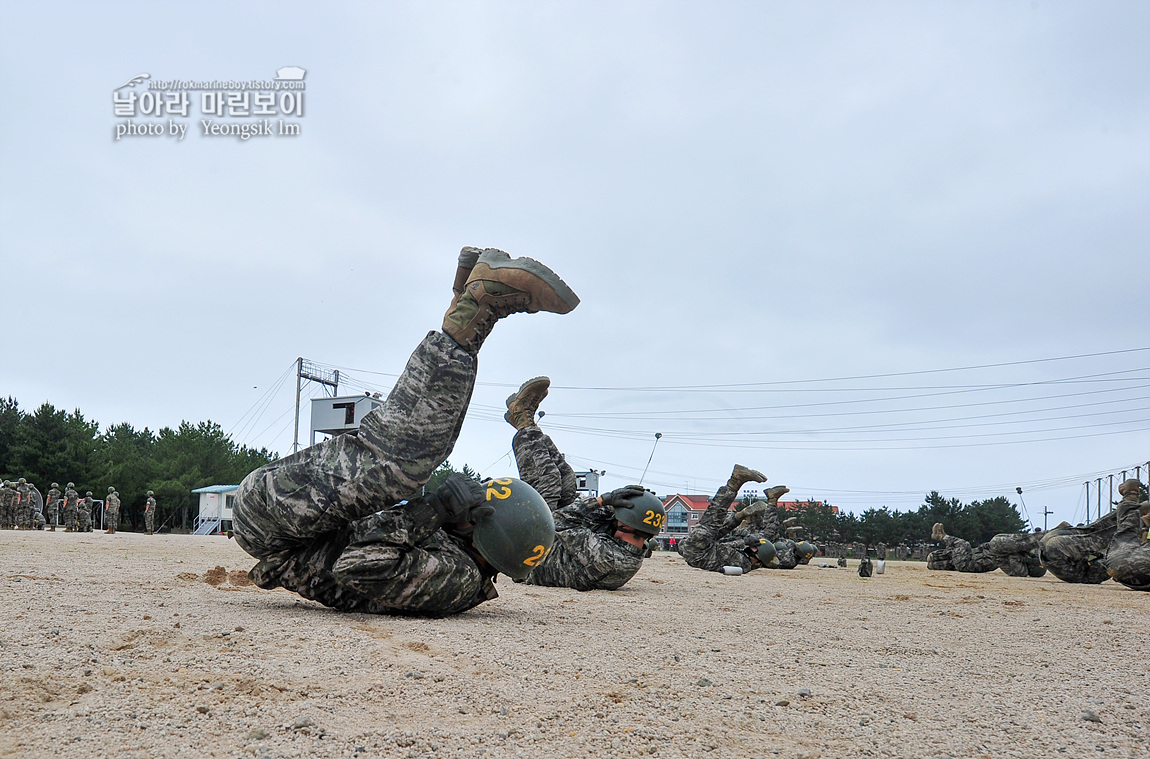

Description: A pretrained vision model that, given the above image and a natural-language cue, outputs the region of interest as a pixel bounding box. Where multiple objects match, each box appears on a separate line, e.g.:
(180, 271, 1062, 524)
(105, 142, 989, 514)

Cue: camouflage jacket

(145, 496, 157, 514)
(677, 485, 757, 573)
(248, 498, 498, 617)
(525, 495, 647, 590)
(105, 493, 121, 512)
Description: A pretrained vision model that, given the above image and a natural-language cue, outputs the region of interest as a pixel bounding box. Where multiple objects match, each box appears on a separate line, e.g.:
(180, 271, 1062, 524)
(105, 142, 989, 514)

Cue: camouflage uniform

(677, 485, 758, 573)
(982, 532, 1045, 577)
(0, 483, 12, 528)
(232, 331, 499, 617)
(927, 535, 997, 573)
(145, 496, 157, 534)
(14, 482, 34, 528)
(1103, 487, 1150, 591)
(62, 486, 79, 531)
(77, 496, 93, 532)
(45, 486, 61, 529)
(773, 538, 799, 570)
(1041, 512, 1117, 584)
(28, 485, 44, 530)
(512, 425, 647, 591)
(105, 492, 121, 532)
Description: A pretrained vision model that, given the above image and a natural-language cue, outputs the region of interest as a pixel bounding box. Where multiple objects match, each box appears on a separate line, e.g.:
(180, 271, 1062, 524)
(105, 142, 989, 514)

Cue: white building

(191, 485, 239, 535)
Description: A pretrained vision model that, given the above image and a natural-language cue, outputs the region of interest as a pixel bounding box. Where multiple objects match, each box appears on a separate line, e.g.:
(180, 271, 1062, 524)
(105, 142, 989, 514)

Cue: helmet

(611, 490, 666, 537)
(67, 482, 75, 488)
(18, 478, 26, 484)
(469, 477, 555, 580)
(52, 483, 59, 489)
(108, 486, 115, 493)
(86, 491, 93, 497)
(147, 490, 154, 496)
(795, 541, 817, 561)
(752, 539, 778, 566)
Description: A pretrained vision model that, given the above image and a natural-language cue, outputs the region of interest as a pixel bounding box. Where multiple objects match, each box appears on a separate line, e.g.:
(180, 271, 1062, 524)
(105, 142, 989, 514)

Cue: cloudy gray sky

(2, 1, 1147, 527)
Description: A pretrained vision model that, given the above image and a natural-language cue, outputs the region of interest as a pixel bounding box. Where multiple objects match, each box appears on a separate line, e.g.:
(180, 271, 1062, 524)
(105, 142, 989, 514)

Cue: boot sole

(473, 250, 580, 313)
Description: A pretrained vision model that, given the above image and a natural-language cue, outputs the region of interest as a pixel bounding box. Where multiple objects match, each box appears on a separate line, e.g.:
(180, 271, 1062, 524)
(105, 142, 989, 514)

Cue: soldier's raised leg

(233, 247, 580, 563)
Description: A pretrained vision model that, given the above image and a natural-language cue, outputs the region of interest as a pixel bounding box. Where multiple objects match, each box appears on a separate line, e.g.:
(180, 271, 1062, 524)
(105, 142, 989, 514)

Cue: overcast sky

(2, 1, 1147, 528)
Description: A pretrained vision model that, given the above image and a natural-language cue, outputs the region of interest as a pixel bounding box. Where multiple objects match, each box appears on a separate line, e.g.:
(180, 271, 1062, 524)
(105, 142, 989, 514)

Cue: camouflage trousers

(77, 506, 92, 532)
(944, 535, 996, 573)
(105, 507, 120, 532)
(925, 548, 954, 570)
(62, 503, 77, 531)
(983, 533, 1045, 577)
(1041, 512, 1116, 584)
(233, 331, 476, 572)
(145, 511, 155, 533)
(14, 498, 33, 529)
(1104, 499, 1150, 591)
(512, 425, 577, 510)
(0, 496, 12, 527)
(678, 485, 756, 573)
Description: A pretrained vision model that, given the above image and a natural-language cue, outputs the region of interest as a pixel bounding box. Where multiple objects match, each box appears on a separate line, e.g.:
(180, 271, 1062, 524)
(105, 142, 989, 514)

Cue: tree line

(751, 491, 1028, 549)
(0, 397, 276, 532)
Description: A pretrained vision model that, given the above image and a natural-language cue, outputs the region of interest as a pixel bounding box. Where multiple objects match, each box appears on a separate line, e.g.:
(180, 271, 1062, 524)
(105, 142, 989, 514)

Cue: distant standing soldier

(28, 482, 44, 530)
(0, 480, 13, 529)
(677, 464, 781, 574)
(104, 487, 121, 533)
(15, 478, 33, 529)
(62, 482, 79, 531)
(77, 491, 94, 532)
(45, 482, 61, 530)
(505, 376, 664, 591)
(145, 490, 157, 534)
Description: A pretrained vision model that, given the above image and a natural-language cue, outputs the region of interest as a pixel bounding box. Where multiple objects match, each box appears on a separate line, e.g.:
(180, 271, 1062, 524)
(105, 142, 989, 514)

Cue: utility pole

(1096, 477, 1103, 515)
(291, 358, 341, 454)
(1109, 474, 1114, 514)
(1084, 481, 1090, 523)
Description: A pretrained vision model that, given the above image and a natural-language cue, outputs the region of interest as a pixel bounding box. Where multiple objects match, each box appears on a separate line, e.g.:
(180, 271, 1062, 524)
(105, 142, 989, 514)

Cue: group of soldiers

(0, 479, 159, 534)
(925, 478, 1150, 591)
(228, 247, 759, 615)
(240, 245, 1150, 621)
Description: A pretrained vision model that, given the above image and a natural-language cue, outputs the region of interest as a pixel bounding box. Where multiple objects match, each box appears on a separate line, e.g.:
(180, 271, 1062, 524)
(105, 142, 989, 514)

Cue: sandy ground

(1, 530, 1146, 759)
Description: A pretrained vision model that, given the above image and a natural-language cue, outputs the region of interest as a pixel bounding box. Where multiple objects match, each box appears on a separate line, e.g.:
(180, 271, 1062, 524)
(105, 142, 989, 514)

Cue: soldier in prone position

(1041, 511, 1117, 584)
(503, 376, 664, 591)
(677, 464, 782, 574)
(927, 523, 1045, 577)
(1101, 479, 1150, 591)
(231, 247, 579, 617)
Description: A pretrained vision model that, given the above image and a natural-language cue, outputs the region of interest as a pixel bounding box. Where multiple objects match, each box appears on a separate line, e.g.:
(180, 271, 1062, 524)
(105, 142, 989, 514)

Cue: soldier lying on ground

(1040, 511, 1117, 584)
(677, 465, 781, 573)
(503, 376, 665, 590)
(1103, 479, 1150, 591)
(927, 523, 1045, 577)
(232, 246, 580, 616)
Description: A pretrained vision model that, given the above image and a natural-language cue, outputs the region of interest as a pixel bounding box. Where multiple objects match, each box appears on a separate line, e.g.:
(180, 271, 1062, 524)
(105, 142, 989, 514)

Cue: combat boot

(442, 249, 580, 354)
(505, 376, 551, 430)
(765, 485, 790, 504)
(727, 464, 767, 492)
(450, 247, 482, 306)
(931, 522, 946, 541)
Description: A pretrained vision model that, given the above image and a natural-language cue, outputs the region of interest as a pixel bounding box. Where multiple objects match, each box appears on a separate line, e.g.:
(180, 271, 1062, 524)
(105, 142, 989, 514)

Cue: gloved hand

(428, 474, 494, 526)
(645, 538, 660, 552)
(600, 485, 647, 508)
(742, 535, 762, 548)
